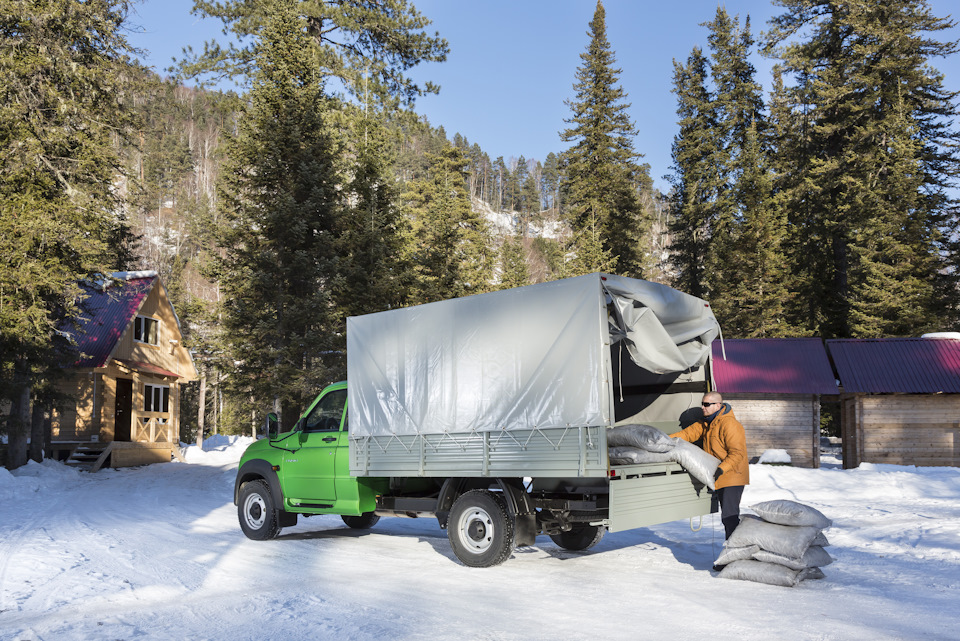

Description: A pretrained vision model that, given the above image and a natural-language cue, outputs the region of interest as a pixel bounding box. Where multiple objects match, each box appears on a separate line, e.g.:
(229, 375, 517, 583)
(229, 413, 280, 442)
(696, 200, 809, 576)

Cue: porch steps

(65, 442, 114, 472)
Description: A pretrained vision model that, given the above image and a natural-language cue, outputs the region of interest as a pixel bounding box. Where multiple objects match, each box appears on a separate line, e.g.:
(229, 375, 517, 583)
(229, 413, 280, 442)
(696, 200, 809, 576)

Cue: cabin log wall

(721, 394, 821, 468)
(841, 394, 960, 468)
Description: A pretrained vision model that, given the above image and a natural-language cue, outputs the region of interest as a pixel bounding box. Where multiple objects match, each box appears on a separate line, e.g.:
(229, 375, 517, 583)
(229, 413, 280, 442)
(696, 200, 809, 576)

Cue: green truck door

(281, 388, 347, 504)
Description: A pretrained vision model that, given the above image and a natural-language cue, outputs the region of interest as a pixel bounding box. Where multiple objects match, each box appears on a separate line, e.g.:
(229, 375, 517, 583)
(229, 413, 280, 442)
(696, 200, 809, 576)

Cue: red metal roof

(712, 338, 838, 395)
(68, 275, 157, 367)
(826, 338, 960, 394)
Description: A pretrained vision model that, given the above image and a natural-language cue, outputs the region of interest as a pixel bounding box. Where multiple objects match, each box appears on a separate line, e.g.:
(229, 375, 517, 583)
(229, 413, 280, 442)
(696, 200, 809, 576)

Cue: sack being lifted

(607, 424, 721, 490)
(716, 500, 834, 587)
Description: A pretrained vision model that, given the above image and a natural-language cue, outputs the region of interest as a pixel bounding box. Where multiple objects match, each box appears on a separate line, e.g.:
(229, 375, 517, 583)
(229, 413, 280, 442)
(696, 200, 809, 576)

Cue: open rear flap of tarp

(600, 274, 718, 375)
(347, 273, 718, 438)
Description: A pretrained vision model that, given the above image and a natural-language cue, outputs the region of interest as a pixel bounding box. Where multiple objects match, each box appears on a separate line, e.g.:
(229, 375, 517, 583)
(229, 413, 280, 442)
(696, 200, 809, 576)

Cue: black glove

(714, 467, 724, 481)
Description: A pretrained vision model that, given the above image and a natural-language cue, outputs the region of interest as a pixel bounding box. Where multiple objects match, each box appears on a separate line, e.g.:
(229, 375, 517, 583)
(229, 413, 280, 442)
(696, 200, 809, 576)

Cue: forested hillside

(3, 0, 959, 467)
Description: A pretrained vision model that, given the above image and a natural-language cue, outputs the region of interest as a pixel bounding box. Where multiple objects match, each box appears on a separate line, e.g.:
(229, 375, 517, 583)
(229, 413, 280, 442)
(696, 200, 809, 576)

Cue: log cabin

(828, 337, 960, 469)
(52, 271, 198, 470)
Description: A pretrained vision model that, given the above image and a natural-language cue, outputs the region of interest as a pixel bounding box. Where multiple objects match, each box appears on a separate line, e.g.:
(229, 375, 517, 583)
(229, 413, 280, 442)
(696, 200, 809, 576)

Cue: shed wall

(722, 394, 820, 468)
(841, 394, 960, 468)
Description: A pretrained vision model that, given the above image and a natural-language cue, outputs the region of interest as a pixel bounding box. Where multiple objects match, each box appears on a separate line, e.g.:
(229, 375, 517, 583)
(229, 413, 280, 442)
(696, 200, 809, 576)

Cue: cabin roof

(826, 337, 960, 394)
(67, 272, 158, 368)
(711, 338, 838, 395)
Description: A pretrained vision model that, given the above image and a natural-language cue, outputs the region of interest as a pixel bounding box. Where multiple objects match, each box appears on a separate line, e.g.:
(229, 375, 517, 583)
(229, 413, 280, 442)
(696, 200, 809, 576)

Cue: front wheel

(549, 524, 605, 551)
(238, 479, 281, 541)
(342, 512, 380, 529)
(448, 489, 515, 567)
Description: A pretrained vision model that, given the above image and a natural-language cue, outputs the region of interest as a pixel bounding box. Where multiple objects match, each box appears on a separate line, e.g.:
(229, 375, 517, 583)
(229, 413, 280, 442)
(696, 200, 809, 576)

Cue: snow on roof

(711, 338, 838, 395)
(826, 337, 960, 394)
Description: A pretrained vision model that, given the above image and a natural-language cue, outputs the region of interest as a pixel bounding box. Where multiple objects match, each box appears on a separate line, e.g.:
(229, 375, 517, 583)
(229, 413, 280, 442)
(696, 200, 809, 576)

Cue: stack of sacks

(607, 424, 721, 490)
(716, 499, 833, 587)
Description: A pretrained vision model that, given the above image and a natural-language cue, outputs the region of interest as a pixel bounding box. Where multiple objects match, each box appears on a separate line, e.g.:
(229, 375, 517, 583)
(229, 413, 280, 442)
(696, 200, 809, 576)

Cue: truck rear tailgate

(607, 462, 715, 532)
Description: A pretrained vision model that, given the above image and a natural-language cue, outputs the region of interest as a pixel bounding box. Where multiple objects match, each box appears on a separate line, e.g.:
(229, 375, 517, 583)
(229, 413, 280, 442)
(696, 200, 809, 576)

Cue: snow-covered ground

(2, 437, 959, 641)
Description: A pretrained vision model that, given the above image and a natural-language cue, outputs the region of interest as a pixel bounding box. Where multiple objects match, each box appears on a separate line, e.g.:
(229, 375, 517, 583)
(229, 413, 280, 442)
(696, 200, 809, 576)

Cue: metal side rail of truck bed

(349, 425, 609, 478)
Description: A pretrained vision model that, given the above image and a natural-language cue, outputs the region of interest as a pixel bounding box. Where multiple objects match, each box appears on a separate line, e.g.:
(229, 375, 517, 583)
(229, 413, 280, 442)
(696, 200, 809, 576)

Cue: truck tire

(549, 524, 605, 551)
(448, 489, 515, 567)
(342, 512, 380, 529)
(238, 479, 282, 541)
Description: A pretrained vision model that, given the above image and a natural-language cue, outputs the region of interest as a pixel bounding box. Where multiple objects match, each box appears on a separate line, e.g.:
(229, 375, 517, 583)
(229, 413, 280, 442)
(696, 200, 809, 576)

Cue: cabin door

(115, 378, 133, 442)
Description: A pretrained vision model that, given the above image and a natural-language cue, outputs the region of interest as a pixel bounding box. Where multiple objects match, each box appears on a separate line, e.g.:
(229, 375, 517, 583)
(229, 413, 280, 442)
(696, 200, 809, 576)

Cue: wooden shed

(52, 271, 198, 470)
(711, 338, 838, 468)
(827, 337, 960, 469)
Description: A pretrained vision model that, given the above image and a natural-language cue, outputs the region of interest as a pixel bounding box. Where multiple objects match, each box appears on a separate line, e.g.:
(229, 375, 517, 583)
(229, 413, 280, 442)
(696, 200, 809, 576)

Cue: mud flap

(515, 514, 538, 547)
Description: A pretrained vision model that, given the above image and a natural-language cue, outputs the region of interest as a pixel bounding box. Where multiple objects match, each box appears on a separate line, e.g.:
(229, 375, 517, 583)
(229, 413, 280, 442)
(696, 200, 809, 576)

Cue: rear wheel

(448, 490, 515, 567)
(342, 512, 380, 529)
(549, 524, 605, 551)
(238, 479, 281, 541)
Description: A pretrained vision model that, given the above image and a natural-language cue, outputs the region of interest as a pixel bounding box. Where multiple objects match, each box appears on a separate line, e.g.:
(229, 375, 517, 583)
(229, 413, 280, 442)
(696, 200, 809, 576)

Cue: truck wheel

(448, 489, 515, 567)
(238, 479, 281, 541)
(549, 524, 605, 551)
(342, 512, 380, 529)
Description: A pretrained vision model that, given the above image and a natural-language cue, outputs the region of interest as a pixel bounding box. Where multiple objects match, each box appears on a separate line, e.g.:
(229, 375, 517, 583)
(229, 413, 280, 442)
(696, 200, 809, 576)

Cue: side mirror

(265, 412, 280, 439)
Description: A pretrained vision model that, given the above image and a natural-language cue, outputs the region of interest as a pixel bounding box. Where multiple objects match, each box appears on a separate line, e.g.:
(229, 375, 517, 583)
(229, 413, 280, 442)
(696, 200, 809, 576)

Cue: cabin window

(143, 384, 170, 413)
(134, 316, 159, 345)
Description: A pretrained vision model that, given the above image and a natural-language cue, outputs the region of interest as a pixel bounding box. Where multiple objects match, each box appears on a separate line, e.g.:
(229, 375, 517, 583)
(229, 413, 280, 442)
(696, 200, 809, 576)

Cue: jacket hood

(706, 402, 732, 423)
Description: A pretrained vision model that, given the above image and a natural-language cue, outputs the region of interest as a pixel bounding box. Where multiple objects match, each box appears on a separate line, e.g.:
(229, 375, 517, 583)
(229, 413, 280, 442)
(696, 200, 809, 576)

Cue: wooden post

(812, 395, 821, 469)
(197, 372, 206, 448)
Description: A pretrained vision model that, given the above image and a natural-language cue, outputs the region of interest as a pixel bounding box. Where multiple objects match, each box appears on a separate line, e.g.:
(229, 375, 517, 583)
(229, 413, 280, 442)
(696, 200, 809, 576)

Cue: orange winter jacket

(670, 404, 749, 489)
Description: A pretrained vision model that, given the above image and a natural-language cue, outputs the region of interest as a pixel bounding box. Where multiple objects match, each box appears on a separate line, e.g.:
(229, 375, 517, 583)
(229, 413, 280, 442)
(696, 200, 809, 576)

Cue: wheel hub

(459, 508, 494, 554)
(244, 494, 267, 529)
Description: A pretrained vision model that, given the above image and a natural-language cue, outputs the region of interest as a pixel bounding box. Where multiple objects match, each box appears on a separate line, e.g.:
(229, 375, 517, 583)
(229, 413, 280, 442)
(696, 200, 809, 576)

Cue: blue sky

(127, 0, 960, 193)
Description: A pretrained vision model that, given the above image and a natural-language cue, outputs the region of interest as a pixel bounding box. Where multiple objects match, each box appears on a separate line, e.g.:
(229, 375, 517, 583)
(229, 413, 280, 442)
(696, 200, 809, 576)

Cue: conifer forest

(2, 0, 959, 467)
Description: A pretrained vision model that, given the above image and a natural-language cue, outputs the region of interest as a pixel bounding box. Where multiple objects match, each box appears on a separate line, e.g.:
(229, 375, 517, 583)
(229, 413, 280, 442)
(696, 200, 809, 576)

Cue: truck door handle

(322, 436, 337, 443)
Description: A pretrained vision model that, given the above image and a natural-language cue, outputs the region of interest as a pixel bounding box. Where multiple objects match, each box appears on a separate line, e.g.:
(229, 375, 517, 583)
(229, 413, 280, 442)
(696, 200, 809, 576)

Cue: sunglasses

(701, 402, 717, 407)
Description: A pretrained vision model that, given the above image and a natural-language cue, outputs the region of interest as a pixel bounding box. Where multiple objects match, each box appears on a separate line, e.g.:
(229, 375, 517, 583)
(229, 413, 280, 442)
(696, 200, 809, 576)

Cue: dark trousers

(716, 485, 744, 539)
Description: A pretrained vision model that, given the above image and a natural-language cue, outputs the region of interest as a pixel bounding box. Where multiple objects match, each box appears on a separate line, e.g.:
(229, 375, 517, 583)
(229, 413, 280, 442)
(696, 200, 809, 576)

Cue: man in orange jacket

(670, 391, 749, 540)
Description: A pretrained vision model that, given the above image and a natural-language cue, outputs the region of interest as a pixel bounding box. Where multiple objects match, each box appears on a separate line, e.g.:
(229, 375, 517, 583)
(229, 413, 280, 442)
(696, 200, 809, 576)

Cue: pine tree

(401, 145, 493, 304)
(0, 0, 141, 468)
(214, 0, 342, 428)
(560, 0, 650, 278)
(723, 121, 790, 337)
(498, 234, 529, 290)
(702, 9, 767, 324)
(562, 210, 618, 278)
(521, 160, 543, 234)
(765, 0, 960, 337)
(182, 0, 448, 110)
(493, 156, 509, 212)
(541, 152, 562, 212)
(667, 47, 716, 299)
(332, 107, 410, 319)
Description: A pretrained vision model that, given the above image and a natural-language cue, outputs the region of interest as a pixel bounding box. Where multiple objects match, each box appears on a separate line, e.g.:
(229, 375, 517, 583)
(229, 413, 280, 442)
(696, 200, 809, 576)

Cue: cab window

(303, 389, 347, 433)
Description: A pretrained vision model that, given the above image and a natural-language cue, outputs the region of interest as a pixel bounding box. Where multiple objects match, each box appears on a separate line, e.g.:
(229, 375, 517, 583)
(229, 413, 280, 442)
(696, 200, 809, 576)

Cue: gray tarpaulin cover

(347, 273, 719, 438)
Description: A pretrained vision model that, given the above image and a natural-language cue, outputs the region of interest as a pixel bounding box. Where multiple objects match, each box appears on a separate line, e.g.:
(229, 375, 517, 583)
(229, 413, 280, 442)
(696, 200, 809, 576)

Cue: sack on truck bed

(608, 446, 674, 466)
(606, 424, 721, 489)
(607, 424, 678, 453)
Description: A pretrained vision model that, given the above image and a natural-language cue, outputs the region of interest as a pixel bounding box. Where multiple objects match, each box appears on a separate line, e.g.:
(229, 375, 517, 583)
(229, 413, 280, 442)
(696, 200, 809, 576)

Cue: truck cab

(234, 382, 387, 540)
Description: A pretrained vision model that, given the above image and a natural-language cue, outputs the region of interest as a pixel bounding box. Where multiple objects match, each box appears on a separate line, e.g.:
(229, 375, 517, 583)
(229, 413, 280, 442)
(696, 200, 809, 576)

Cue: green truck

(234, 273, 721, 567)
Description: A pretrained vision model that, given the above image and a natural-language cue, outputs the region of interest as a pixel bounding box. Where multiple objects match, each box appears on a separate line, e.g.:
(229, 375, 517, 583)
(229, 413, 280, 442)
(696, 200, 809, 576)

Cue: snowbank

(2, 439, 960, 640)
(180, 434, 256, 465)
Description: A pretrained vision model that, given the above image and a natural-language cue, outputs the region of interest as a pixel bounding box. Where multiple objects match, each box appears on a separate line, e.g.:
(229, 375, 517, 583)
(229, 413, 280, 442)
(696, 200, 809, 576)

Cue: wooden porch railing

(134, 416, 175, 444)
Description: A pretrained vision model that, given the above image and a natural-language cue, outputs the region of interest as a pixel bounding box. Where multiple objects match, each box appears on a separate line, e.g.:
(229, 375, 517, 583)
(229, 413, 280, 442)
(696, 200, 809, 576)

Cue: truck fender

(234, 459, 285, 508)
